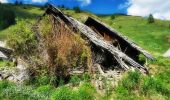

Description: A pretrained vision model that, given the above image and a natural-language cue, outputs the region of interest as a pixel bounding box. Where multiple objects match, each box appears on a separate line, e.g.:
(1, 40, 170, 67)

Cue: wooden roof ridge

(85, 17, 155, 60)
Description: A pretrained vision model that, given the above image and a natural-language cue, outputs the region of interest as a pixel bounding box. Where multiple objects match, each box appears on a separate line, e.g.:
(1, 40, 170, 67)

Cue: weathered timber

(0, 46, 13, 58)
(45, 5, 149, 74)
(85, 17, 155, 60)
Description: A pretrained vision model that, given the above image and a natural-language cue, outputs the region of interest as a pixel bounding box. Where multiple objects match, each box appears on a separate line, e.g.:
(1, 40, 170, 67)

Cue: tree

(19, 1, 23, 5)
(148, 14, 154, 23)
(111, 14, 115, 20)
(15, 0, 19, 5)
(73, 7, 81, 13)
(0, 8, 16, 29)
(61, 5, 65, 9)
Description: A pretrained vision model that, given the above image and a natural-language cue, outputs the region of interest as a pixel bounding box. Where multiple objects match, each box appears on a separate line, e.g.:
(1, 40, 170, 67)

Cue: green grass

(0, 4, 43, 40)
(99, 15, 170, 55)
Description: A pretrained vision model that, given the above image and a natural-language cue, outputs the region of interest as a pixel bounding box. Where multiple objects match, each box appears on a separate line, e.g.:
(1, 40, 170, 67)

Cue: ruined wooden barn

(35, 5, 155, 74)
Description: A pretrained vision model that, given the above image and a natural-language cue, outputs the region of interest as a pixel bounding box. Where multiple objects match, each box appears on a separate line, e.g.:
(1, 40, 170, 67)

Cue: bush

(115, 85, 129, 96)
(39, 15, 92, 78)
(73, 7, 81, 13)
(75, 83, 96, 100)
(121, 71, 141, 91)
(70, 75, 81, 86)
(7, 20, 38, 57)
(148, 14, 154, 23)
(0, 82, 46, 100)
(51, 83, 96, 100)
(141, 77, 170, 96)
(51, 86, 72, 100)
(111, 14, 115, 20)
(34, 85, 54, 97)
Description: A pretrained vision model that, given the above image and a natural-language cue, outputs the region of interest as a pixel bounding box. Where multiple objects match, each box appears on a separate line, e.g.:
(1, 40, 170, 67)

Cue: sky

(1, 0, 170, 20)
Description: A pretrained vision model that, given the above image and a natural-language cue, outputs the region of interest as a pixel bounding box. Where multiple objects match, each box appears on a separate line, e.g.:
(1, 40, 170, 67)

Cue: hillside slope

(99, 15, 170, 56)
(1, 4, 169, 56)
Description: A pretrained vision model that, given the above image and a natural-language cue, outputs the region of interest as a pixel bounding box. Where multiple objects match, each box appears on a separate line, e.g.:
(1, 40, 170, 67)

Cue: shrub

(115, 85, 129, 96)
(50, 83, 96, 100)
(34, 85, 54, 97)
(70, 75, 81, 86)
(1, 83, 46, 100)
(111, 14, 115, 20)
(50, 86, 72, 100)
(82, 73, 91, 82)
(73, 83, 96, 100)
(15, 1, 19, 5)
(0, 81, 13, 93)
(121, 71, 141, 91)
(141, 77, 170, 96)
(73, 7, 81, 13)
(0, 7, 15, 29)
(148, 14, 154, 23)
(61, 5, 65, 8)
(7, 20, 38, 57)
(39, 15, 92, 78)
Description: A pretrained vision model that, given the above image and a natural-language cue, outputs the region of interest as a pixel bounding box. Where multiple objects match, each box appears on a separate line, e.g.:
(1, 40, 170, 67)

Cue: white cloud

(77, 0, 91, 6)
(32, 0, 48, 3)
(125, 0, 170, 20)
(0, 0, 8, 3)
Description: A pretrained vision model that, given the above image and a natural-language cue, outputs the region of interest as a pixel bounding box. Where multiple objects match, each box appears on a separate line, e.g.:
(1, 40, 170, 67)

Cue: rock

(0, 41, 8, 60)
(0, 76, 2, 80)
(7, 75, 15, 81)
(0, 58, 29, 83)
(163, 49, 170, 57)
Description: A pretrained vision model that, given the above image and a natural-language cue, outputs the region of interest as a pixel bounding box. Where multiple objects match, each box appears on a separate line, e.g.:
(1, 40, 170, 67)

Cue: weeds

(141, 77, 170, 96)
(39, 15, 92, 79)
(121, 70, 141, 91)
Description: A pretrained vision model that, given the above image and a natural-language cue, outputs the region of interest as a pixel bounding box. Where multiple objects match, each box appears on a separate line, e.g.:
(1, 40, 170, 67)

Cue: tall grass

(39, 15, 92, 78)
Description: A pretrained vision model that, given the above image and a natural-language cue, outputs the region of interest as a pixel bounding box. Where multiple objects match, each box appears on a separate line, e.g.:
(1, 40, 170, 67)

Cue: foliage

(51, 83, 96, 100)
(75, 83, 96, 100)
(0, 81, 47, 100)
(73, 6, 81, 13)
(39, 15, 92, 78)
(0, 6, 16, 30)
(148, 14, 155, 23)
(111, 14, 115, 20)
(50, 86, 72, 100)
(7, 20, 38, 57)
(141, 77, 170, 96)
(121, 70, 141, 91)
(34, 85, 54, 97)
(70, 75, 81, 86)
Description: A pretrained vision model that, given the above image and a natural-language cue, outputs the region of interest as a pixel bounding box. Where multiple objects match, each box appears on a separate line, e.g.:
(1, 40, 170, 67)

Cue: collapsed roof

(36, 4, 155, 74)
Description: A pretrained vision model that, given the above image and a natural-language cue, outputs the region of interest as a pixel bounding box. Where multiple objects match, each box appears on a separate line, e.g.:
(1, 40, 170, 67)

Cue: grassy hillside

(0, 4, 170, 100)
(0, 4, 44, 40)
(99, 15, 170, 56)
(1, 4, 169, 56)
